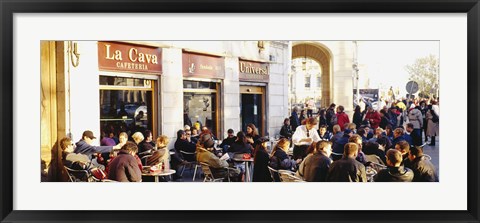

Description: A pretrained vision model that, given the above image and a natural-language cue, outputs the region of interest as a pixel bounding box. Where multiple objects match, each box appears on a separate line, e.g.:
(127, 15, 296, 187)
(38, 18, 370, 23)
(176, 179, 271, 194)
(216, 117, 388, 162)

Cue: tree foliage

(405, 54, 439, 98)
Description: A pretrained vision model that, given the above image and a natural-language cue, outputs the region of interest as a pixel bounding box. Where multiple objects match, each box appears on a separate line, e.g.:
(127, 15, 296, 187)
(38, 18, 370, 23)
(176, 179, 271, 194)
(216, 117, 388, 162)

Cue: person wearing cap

(291, 117, 321, 161)
(219, 129, 237, 153)
(196, 133, 240, 181)
(74, 130, 122, 158)
(373, 149, 413, 182)
(331, 128, 353, 161)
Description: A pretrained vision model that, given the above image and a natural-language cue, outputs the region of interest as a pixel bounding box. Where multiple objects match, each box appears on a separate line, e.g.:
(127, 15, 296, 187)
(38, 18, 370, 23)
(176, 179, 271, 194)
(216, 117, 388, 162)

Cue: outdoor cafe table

(142, 169, 176, 182)
(232, 157, 254, 182)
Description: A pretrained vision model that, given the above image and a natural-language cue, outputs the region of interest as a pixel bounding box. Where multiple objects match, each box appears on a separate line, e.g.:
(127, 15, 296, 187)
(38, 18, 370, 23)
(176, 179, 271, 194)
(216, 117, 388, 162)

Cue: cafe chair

(199, 162, 224, 182)
(278, 170, 305, 182)
(267, 166, 281, 182)
(141, 154, 152, 166)
(179, 150, 201, 181)
(65, 166, 91, 182)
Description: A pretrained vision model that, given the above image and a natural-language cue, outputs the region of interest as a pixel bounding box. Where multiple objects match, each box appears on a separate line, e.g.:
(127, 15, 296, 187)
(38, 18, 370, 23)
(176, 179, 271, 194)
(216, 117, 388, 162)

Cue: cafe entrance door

(240, 86, 266, 136)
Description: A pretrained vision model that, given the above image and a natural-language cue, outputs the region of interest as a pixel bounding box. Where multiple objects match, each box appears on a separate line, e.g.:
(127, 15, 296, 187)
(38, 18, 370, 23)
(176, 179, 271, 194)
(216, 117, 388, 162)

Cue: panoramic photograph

(40, 40, 439, 183)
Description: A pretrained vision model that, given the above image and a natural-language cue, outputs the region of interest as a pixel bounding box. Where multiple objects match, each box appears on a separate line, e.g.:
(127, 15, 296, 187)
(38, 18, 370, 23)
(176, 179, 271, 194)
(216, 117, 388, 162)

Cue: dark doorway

(241, 93, 263, 134)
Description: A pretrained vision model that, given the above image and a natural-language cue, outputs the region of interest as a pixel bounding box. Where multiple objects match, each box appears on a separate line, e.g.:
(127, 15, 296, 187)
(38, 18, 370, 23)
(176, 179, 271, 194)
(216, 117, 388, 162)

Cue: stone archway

(291, 42, 333, 108)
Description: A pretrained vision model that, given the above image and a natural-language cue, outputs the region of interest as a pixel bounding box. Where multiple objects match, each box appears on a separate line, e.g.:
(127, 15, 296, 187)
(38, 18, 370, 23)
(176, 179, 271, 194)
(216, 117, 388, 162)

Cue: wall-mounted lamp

(258, 41, 265, 53)
(68, 41, 80, 67)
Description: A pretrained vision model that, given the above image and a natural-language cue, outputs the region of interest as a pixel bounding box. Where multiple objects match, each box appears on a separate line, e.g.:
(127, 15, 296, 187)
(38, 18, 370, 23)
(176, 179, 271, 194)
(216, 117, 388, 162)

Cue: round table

(232, 157, 254, 182)
(142, 169, 176, 182)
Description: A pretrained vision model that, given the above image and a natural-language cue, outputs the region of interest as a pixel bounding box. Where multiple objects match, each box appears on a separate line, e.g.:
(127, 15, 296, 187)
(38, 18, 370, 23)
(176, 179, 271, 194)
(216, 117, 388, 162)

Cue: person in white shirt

(292, 117, 321, 160)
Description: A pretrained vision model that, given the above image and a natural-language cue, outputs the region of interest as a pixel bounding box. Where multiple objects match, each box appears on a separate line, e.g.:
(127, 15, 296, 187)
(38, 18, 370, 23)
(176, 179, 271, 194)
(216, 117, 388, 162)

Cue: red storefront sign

(182, 52, 224, 79)
(98, 41, 162, 74)
(239, 60, 269, 82)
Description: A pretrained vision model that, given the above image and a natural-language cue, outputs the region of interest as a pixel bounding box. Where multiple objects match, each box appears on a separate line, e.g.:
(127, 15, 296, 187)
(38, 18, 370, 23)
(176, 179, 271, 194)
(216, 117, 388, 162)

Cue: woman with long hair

(245, 123, 261, 149)
(269, 138, 301, 171)
(252, 137, 272, 182)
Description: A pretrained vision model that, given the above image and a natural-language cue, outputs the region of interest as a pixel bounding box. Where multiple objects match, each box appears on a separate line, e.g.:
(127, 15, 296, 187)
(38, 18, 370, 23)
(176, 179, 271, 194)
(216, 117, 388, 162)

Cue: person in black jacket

(297, 141, 333, 182)
(219, 129, 237, 152)
(174, 129, 196, 162)
(327, 142, 367, 182)
(373, 149, 413, 182)
(408, 146, 438, 182)
(252, 137, 272, 182)
(353, 105, 363, 129)
(228, 131, 253, 154)
(269, 138, 302, 171)
(280, 118, 294, 139)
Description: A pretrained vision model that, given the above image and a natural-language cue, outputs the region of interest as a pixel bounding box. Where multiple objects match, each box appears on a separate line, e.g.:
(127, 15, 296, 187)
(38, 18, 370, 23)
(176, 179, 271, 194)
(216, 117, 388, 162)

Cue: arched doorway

(290, 42, 332, 109)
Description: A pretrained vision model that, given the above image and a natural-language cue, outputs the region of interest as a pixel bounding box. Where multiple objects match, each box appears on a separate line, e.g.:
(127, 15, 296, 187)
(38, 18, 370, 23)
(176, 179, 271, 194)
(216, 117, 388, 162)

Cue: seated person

(252, 137, 272, 182)
(318, 125, 333, 141)
(196, 134, 240, 181)
(269, 138, 302, 172)
(408, 146, 438, 182)
(326, 142, 367, 182)
(185, 128, 198, 145)
(297, 141, 333, 182)
(146, 135, 170, 168)
(174, 130, 196, 162)
(373, 149, 413, 182)
(74, 130, 122, 158)
(394, 140, 411, 167)
(61, 136, 91, 169)
(280, 118, 293, 139)
(107, 142, 142, 182)
(227, 131, 253, 154)
(219, 129, 237, 152)
(362, 141, 386, 165)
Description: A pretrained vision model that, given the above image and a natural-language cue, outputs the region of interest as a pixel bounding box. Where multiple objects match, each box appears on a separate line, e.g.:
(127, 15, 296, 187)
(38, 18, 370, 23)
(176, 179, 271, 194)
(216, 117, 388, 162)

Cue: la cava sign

(98, 42, 162, 74)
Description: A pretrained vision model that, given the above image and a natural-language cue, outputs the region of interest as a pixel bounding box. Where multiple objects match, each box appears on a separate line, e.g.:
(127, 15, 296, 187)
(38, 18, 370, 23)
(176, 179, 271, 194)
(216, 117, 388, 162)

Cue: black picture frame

(1, 0, 479, 222)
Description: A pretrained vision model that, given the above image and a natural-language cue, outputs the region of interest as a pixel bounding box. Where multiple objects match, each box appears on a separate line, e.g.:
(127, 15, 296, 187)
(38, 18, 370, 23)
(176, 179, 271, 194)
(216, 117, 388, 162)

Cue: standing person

(335, 105, 350, 131)
(426, 104, 439, 146)
(291, 117, 321, 160)
(407, 106, 424, 146)
(379, 109, 393, 130)
(388, 106, 399, 129)
(245, 123, 261, 150)
(364, 106, 381, 130)
(299, 110, 307, 125)
(289, 107, 300, 133)
(306, 98, 315, 118)
(326, 142, 367, 182)
(280, 118, 294, 139)
(107, 142, 142, 182)
(252, 137, 273, 182)
(352, 105, 363, 129)
(318, 109, 328, 128)
(297, 141, 333, 182)
(373, 149, 414, 182)
(408, 146, 438, 182)
(325, 103, 337, 132)
(419, 101, 429, 143)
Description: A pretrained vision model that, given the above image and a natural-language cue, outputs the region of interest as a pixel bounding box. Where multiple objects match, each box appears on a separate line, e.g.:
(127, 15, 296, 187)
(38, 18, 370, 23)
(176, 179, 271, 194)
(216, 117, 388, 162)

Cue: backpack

(431, 110, 439, 123)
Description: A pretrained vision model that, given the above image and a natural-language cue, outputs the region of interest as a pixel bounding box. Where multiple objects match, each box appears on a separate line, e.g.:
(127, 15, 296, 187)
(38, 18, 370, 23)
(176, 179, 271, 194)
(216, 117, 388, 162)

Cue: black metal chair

(267, 166, 281, 182)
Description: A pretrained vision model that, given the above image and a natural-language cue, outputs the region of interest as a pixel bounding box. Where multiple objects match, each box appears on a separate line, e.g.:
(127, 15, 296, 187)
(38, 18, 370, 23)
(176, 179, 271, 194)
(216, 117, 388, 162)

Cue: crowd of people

(46, 98, 439, 183)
